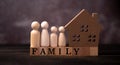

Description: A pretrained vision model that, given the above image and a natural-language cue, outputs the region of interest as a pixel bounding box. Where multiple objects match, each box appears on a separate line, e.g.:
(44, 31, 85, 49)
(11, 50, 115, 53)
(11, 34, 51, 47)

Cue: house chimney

(92, 13, 98, 21)
(92, 13, 103, 29)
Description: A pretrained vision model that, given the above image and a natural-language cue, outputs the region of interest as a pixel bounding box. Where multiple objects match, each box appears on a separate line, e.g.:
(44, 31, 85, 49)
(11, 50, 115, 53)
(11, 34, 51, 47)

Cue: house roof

(65, 9, 102, 30)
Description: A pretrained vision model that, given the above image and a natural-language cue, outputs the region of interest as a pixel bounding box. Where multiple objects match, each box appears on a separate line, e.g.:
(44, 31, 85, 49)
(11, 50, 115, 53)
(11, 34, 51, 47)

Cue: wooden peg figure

(58, 26, 66, 47)
(50, 26, 58, 47)
(30, 21, 40, 47)
(41, 21, 49, 47)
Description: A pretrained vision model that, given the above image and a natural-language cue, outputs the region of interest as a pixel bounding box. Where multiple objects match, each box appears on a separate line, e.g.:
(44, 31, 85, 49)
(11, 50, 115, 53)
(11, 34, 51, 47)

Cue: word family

(30, 47, 81, 56)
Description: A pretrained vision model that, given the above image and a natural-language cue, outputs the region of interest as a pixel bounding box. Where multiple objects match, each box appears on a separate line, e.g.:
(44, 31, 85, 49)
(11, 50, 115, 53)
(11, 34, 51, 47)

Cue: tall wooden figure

(50, 26, 58, 47)
(41, 21, 49, 47)
(30, 21, 40, 47)
(58, 26, 66, 47)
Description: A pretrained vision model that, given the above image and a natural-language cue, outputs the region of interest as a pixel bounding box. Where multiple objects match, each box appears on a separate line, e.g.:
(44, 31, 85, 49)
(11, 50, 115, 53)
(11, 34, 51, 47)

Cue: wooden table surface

(0, 44, 120, 65)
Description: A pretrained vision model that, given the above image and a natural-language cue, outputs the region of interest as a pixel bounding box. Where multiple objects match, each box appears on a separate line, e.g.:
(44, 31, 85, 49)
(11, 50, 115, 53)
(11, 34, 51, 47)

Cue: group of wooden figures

(30, 21, 66, 48)
(30, 9, 100, 56)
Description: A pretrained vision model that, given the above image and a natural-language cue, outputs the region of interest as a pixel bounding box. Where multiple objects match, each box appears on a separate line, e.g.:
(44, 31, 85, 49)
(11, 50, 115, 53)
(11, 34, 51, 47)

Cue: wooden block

(72, 47, 81, 56)
(54, 47, 72, 56)
(65, 47, 72, 56)
(39, 47, 48, 56)
(80, 47, 90, 56)
(90, 47, 98, 56)
(47, 47, 57, 56)
(30, 47, 39, 56)
(72, 47, 90, 56)
(55, 47, 66, 56)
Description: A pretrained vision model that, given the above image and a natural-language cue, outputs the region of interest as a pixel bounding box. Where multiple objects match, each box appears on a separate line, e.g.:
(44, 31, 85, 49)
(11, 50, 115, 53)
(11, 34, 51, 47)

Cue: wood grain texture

(90, 47, 98, 56)
(65, 9, 101, 47)
(30, 47, 94, 56)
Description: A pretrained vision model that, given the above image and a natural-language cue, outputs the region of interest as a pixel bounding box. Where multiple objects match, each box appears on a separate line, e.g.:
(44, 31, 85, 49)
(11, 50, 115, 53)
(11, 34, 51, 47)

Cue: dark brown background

(0, 0, 120, 44)
(0, 0, 120, 64)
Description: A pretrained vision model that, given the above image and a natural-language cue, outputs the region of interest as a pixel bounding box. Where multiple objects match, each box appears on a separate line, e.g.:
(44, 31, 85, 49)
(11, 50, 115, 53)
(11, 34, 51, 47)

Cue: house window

(72, 34, 80, 42)
(88, 34, 96, 42)
(80, 25, 88, 32)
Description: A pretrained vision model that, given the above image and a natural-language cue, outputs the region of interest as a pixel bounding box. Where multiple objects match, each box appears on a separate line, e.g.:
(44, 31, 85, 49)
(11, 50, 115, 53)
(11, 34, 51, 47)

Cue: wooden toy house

(65, 9, 102, 56)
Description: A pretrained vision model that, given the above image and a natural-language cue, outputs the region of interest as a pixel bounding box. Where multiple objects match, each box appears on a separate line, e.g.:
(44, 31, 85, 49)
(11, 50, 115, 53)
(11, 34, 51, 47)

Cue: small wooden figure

(41, 21, 50, 47)
(50, 26, 58, 47)
(58, 26, 66, 47)
(30, 21, 40, 47)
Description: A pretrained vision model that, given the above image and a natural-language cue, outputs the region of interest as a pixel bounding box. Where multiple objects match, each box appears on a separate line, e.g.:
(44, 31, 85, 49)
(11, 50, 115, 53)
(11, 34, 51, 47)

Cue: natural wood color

(72, 47, 90, 56)
(65, 47, 72, 56)
(30, 31, 40, 47)
(90, 47, 98, 56)
(64, 9, 101, 47)
(30, 9, 100, 56)
(72, 47, 81, 56)
(39, 47, 48, 56)
(30, 47, 39, 56)
(30, 21, 40, 47)
(47, 47, 58, 56)
(58, 26, 66, 47)
(50, 26, 58, 47)
(41, 21, 49, 47)
(30, 47, 92, 56)
(55, 47, 66, 55)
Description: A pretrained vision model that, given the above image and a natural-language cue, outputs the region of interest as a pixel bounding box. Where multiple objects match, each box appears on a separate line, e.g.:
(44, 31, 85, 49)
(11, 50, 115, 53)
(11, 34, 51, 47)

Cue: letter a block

(39, 47, 48, 56)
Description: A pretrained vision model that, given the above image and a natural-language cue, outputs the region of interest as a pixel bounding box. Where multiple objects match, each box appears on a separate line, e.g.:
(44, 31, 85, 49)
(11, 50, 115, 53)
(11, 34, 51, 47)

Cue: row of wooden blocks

(30, 47, 98, 56)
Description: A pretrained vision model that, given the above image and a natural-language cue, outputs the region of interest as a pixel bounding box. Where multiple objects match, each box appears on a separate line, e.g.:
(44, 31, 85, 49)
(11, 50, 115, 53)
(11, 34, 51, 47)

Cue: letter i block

(55, 47, 66, 56)
(30, 47, 39, 56)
